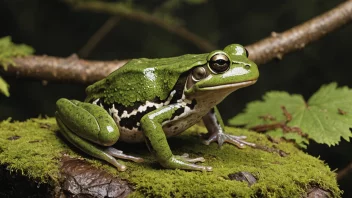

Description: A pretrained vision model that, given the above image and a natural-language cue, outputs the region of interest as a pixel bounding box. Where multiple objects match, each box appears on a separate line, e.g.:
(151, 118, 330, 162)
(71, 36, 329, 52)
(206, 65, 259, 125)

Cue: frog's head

(184, 44, 259, 100)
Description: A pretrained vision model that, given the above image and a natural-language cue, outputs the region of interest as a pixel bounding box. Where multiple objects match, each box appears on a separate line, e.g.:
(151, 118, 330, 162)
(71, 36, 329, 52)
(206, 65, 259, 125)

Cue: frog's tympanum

(56, 44, 259, 171)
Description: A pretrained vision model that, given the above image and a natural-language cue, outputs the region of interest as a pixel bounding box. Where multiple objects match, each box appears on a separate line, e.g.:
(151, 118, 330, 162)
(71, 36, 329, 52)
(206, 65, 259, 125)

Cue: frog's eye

(245, 48, 249, 57)
(209, 54, 230, 73)
(191, 66, 207, 81)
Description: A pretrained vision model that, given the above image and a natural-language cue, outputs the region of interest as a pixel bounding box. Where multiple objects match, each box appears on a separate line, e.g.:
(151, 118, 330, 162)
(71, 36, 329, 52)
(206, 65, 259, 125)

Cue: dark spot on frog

(169, 72, 189, 104)
(7, 135, 21, 140)
(187, 99, 197, 110)
(120, 105, 157, 130)
(171, 107, 185, 120)
(144, 136, 157, 155)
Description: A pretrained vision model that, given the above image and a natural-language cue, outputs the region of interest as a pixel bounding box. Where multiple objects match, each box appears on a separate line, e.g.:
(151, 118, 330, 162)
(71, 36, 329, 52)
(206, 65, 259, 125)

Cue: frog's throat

(199, 80, 257, 91)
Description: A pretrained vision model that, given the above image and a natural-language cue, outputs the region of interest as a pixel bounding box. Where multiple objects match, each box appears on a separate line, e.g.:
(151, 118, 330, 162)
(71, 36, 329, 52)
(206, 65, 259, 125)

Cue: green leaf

(229, 91, 306, 127)
(0, 76, 10, 97)
(229, 82, 352, 146)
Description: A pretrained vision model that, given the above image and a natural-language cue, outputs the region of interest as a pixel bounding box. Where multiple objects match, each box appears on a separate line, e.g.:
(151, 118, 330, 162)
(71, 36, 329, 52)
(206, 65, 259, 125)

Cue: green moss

(0, 36, 34, 70)
(0, 118, 77, 185)
(0, 118, 341, 197)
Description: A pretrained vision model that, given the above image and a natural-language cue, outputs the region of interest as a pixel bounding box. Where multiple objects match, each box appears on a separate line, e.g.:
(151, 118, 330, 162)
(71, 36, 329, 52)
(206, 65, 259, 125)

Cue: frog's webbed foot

(104, 147, 144, 163)
(202, 132, 256, 148)
(166, 153, 212, 172)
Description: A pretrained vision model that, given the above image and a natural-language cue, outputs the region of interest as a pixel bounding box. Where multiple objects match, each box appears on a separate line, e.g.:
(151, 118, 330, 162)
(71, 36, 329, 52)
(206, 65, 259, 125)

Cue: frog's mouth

(199, 80, 257, 91)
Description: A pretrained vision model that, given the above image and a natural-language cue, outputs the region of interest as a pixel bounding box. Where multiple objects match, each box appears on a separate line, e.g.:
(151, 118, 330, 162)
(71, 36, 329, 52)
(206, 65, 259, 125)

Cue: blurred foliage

(0, 36, 34, 96)
(0, 77, 9, 97)
(0, 36, 34, 70)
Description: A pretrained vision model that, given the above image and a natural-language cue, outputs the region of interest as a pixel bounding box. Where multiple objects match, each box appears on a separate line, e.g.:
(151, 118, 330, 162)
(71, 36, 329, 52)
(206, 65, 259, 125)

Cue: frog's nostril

(244, 65, 251, 69)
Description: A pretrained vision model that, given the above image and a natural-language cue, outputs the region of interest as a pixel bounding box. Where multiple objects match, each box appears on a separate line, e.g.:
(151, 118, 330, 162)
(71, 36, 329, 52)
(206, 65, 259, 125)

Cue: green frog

(55, 44, 259, 171)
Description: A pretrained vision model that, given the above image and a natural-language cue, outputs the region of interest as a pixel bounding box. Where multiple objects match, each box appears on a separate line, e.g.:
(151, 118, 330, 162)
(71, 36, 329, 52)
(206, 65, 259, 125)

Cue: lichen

(0, 118, 341, 197)
(0, 36, 34, 70)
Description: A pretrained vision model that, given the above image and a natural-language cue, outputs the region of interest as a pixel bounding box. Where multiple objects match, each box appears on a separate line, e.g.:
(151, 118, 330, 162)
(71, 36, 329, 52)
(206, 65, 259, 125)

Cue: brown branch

(65, 0, 216, 52)
(246, 0, 352, 65)
(78, 16, 121, 58)
(337, 161, 352, 181)
(2, 1, 352, 83)
(3, 54, 128, 84)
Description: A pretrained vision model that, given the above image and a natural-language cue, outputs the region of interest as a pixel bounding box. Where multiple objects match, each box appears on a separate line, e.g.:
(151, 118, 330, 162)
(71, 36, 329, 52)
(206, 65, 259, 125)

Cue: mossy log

(0, 118, 341, 197)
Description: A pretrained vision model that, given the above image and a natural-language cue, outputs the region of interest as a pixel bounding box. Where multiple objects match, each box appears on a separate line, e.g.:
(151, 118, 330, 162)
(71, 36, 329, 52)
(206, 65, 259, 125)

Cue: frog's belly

(117, 110, 207, 143)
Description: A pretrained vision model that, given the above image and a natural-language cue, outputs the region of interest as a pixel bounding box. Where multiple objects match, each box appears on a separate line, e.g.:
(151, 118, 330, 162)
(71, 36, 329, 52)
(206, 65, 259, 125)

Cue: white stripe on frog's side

(104, 89, 178, 126)
(109, 104, 120, 122)
(93, 98, 104, 108)
(118, 90, 177, 119)
(92, 98, 100, 105)
(120, 101, 162, 118)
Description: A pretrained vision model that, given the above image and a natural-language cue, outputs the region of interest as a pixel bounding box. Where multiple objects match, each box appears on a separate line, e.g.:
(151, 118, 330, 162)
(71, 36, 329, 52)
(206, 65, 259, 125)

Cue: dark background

(0, 0, 351, 196)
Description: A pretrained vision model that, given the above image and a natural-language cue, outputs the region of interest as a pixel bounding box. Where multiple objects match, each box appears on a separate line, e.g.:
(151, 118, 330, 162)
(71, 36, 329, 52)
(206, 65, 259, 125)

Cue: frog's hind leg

(55, 99, 143, 171)
(56, 117, 127, 171)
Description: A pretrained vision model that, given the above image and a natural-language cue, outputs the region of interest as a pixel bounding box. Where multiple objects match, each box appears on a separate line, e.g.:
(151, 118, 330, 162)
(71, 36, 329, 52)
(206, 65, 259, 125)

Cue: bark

(246, 0, 352, 65)
(6, 54, 128, 84)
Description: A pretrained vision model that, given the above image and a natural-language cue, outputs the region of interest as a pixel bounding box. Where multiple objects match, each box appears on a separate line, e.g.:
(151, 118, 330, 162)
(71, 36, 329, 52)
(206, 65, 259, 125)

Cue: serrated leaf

(229, 91, 306, 128)
(0, 76, 10, 97)
(289, 83, 352, 145)
(229, 82, 352, 146)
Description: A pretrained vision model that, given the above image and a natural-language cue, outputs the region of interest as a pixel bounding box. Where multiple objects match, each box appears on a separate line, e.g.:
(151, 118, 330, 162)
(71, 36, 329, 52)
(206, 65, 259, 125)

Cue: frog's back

(85, 53, 207, 106)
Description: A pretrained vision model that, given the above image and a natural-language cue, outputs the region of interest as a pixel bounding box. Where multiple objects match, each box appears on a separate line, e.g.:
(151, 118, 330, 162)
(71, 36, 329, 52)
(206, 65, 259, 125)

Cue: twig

(3, 54, 128, 84)
(65, 0, 216, 52)
(78, 16, 121, 58)
(337, 161, 352, 181)
(246, 0, 352, 65)
(250, 106, 307, 137)
(2, 0, 352, 83)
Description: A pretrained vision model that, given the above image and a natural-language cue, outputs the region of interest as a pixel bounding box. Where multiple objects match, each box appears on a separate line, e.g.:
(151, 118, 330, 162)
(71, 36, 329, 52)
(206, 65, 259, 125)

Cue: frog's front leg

(55, 99, 143, 171)
(141, 104, 212, 171)
(202, 107, 255, 148)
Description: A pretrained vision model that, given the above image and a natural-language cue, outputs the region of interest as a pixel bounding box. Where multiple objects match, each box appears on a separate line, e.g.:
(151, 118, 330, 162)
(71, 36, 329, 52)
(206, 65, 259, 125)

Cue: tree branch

(246, 0, 352, 65)
(4, 54, 128, 84)
(337, 161, 352, 181)
(2, 0, 352, 84)
(78, 16, 121, 58)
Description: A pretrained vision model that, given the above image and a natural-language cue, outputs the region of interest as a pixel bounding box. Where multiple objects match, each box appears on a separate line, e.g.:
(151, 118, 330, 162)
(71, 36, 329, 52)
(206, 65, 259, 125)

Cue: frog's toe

(179, 153, 206, 163)
(202, 132, 255, 148)
(105, 147, 144, 163)
(163, 154, 212, 171)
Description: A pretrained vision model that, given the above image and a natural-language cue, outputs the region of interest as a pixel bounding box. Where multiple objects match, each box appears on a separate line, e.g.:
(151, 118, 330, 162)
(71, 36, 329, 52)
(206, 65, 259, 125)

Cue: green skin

(56, 44, 259, 171)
